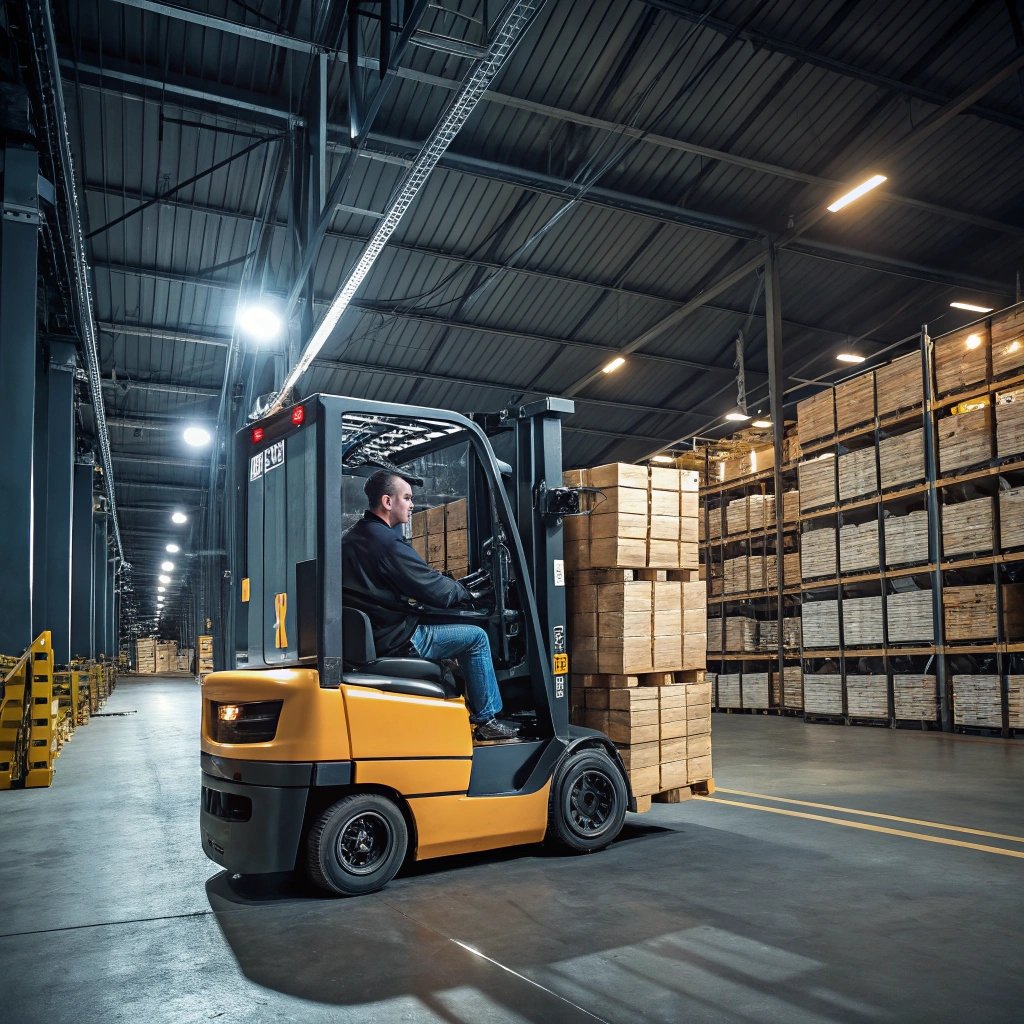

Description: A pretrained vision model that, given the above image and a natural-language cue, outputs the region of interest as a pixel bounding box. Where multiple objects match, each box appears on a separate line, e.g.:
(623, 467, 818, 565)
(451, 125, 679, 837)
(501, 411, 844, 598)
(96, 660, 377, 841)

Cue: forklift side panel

(202, 669, 350, 762)
(354, 757, 472, 795)
(341, 685, 473, 759)
(409, 784, 551, 860)
(200, 774, 308, 874)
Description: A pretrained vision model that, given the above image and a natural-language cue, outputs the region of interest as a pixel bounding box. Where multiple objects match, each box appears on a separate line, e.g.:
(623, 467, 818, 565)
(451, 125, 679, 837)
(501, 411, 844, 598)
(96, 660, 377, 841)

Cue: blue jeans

(410, 624, 502, 723)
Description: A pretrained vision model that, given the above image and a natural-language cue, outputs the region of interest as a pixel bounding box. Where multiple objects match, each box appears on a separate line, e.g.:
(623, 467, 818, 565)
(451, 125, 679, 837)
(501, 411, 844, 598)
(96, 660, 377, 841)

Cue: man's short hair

(364, 470, 408, 508)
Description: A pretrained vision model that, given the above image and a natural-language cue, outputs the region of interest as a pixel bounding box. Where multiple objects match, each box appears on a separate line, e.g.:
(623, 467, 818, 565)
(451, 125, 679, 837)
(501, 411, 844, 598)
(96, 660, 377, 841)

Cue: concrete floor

(2, 679, 1023, 1023)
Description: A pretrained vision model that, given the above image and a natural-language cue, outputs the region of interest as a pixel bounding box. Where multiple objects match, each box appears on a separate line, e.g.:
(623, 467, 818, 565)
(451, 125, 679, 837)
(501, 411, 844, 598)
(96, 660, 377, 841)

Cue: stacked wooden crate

(875, 352, 923, 418)
(894, 675, 938, 720)
(176, 648, 193, 672)
(991, 306, 1024, 378)
(801, 528, 836, 578)
(135, 637, 156, 674)
(802, 601, 840, 647)
(934, 323, 990, 397)
(995, 394, 1024, 458)
(952, 675, 1003, 727)
(879, 429, 925, 489)
(765, 551, 800, 589)
(845, 675, 888, 718)
(937, 406, 993, 474)
(943, 584, 1024, 640)
(410, 498, 468, 577)
(741, 672, 770, 709)
(796, 390, 835, 445)
(198, 635, 214, 680)
(941, 496, 993, 557)
(887, 590, 934, 642)
(804, 675, 843, 715)
(842, 596, 884, 646)
(717, 673, 741, 708)
(564, 464, 699, 570)
(835, 371, 876, 432)
(1000, 486, 1024, 548)
(707, 616, 722, 653)
(782, 665, 803, 709)
(724, 615, 757, 651)
(155, 641, 178, 673)
(838, 449, 877, 501)
(798, 457, 836, 511)
(839, 520, 879, 573)
(724, 555, 748, 594)
(783, 490, 800, 522)
(884, 510, 929, 565)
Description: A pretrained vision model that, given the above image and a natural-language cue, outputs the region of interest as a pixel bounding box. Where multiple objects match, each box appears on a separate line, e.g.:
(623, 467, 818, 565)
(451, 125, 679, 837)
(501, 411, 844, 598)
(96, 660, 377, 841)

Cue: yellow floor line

(701, 797, 1024, 859)
(715, 788, 1024, 844)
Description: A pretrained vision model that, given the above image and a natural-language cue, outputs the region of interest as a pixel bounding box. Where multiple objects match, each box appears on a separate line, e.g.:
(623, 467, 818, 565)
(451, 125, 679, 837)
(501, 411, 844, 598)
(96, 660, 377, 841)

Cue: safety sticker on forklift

(553, 559, 565, 586)
(264, 440, 285, 474)
(249, 451, 263, 481)
(553, 653, 568, 674)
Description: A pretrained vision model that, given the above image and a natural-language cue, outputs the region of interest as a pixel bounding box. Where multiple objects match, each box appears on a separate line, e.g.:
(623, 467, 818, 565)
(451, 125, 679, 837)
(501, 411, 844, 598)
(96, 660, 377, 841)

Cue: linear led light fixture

(725, 411, 751, 421)
(827, 174, 887, 213)
(275, 1, 545, 409)
(602, 356, 626, 374)
(751, 419, 771, 428)
(837, 353, 866, 364)
(950, 301, 994, 313)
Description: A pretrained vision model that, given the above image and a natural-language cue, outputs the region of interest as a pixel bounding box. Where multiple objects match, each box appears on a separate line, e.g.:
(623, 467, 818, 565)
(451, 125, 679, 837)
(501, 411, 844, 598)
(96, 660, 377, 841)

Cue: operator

(342, 469, 519, 742)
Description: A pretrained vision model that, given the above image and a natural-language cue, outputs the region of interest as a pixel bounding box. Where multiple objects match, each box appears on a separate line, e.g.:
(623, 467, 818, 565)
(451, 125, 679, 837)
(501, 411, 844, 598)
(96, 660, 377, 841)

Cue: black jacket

(342, 511, 473, 655)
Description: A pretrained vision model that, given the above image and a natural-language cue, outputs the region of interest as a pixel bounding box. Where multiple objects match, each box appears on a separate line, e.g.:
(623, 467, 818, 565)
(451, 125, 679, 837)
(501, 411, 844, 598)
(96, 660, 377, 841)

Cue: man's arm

(383, 540, 473, 608)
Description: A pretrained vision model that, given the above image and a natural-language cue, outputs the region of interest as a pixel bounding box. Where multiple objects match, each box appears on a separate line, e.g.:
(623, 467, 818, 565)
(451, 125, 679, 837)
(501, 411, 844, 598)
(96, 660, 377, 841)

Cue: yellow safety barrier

(0, 632, 56, 789)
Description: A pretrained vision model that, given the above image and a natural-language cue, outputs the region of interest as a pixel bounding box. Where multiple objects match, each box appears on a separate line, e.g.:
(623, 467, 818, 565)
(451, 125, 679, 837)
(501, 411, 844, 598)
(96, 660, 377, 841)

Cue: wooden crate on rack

(941, 496, 994, 557)
(991, 307, 1024, 379)
(1008, 677, 1024, 728)
(835, 371, 876, 432)
(884, 510, 929, 566)
(717, 673, 741, 708)
(725, 496, 748, 535)
(804, 674, 843, 715)
(934, 323, 991, 397)
(748, 493, 776, 530)
(801, 528, 836, 579)
(840, 520, 879, 573)
(783, 490, 800, 522)
(879, 429, 925, 489)
(802, 601, 840, 647)
(742, 672, 770, 709)
(999, 486, 1024, 548)
(846, 675, 888, 718)
(723, 556, 749, 594)
(894, 675, 938, 720)
(782, 665, 803, 709)
(797, 390, 836, 445)
(783, 616, 802, 648)
(747, 553, 768, 592)
(798, 457, 836, 511)
(876, 352, 923, 418)
(995, 396, 1024, 459)
(887, 590, 934, 643)
(766, 551, 801, 589)
(938, 406, 993, 474)
(724, 616, 757, 651)
(843, 596, 884, 646)
(838, 448, 877, 501)
(943, 583, 1024, 640)
(952, 675, 1002, 727)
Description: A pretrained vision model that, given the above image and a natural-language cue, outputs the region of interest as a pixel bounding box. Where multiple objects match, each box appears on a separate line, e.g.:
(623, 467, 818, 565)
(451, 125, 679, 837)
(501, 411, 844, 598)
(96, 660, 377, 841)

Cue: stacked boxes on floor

(564, 464, 710, 808)
(135, 637, 156, 674)
(410, 498, 468, 578)
(198, 635, 214, 681)
(155, 640, 178, 674)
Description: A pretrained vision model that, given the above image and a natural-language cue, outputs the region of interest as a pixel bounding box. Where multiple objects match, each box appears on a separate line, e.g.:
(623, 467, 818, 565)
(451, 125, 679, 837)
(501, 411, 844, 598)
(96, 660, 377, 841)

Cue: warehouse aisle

(2, 679, 1023, 1023)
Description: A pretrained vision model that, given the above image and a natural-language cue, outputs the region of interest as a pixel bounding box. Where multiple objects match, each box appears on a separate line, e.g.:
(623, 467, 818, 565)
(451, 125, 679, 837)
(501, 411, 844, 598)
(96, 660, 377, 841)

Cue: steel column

(71, 462, 96, 659)
(93, 513, 109, 658)
(0, 143, 40, 656)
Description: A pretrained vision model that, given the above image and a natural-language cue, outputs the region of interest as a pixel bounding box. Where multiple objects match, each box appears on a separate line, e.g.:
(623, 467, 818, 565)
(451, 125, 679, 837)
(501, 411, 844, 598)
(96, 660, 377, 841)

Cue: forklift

(200, 394, 633, 896)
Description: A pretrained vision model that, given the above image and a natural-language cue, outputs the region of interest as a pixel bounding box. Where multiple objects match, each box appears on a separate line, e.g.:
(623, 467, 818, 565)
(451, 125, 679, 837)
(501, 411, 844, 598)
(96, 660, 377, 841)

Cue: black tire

(547, 748, 628, 853)
(306, 793, 409, 896)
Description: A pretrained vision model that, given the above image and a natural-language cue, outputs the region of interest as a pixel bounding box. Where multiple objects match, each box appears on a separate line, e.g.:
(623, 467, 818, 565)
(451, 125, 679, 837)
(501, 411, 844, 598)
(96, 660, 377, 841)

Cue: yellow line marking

(701, 798, 1024, 859)
(715, 788, 1024, 844)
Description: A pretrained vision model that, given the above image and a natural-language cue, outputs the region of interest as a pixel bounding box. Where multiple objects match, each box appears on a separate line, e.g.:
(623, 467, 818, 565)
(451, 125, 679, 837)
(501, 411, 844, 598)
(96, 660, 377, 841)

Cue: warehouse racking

(701, 300, 1024, 738)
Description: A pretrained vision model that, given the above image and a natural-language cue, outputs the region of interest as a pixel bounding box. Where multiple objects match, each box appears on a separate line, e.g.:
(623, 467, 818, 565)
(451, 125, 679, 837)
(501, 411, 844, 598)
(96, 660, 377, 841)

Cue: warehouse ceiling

(17, 0, 1024, 620)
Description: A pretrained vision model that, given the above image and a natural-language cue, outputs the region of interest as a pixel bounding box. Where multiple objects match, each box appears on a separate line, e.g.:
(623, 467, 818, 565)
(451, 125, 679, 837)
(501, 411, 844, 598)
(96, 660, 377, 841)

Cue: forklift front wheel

(547, 749, 628, 854)
(306, 793, 409, 896)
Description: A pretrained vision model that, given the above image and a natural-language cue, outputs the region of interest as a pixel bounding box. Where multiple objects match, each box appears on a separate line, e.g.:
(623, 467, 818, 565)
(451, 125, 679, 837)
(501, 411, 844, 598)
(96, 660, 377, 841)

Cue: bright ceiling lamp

(965, 333, 983, 350)
(725, 411, 751, 421)
(237, 304, 283, 342)
(157, 586, 166, 593)
(837, 353, 866, 364)
(171, 511, 188, 524)
(166, 543, 180, 554)
(183, 426, 211, 447)
(950, 301, 993, 313)
(651, 454, 674, 463)
(602, 356, 626, 374)
(827, 174, 887, 213)
(161, 560, 175, 572)
(158, 574, 171, 584)
(275, 1, 546, 411)
(752, 419, 772, 428)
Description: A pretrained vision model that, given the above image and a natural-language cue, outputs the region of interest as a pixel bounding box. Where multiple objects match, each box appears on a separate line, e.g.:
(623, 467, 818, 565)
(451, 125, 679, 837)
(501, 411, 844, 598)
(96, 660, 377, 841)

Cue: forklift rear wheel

(306, 793, 409, 896)
(548, 749, 627, 853)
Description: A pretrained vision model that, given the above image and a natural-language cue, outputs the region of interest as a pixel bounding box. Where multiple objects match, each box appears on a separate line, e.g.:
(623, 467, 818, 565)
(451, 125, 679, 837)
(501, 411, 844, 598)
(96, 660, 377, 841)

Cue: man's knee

(463, 625, 490, 652)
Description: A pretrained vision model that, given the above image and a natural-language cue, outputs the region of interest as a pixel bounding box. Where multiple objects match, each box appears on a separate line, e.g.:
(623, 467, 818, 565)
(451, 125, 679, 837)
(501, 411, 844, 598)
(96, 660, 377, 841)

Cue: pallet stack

(566, 462, 710, 808)
(198, 635, 214, 681)
(155, 640, 178, 673)
(135, 637, 156, 674)
(410, 498, 468, 578)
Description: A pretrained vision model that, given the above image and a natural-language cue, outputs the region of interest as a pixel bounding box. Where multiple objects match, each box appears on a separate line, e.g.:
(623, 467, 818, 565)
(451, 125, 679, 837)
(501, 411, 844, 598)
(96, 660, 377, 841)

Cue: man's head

(364, 470, 415, 527)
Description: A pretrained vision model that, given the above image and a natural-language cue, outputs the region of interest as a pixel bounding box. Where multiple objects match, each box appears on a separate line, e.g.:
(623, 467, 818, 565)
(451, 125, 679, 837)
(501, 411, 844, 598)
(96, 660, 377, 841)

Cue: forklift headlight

(210, 700, 283, 743)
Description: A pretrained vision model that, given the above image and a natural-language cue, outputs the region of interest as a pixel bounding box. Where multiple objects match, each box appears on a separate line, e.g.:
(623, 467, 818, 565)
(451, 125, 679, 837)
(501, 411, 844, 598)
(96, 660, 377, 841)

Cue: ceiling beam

(101, 376, 220, 398)
(112, 453, 212, 470)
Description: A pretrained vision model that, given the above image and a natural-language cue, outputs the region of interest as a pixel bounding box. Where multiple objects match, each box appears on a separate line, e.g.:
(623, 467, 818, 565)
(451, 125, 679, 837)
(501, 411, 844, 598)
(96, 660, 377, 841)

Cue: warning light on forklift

(291, 406, 305, 425)
(251, 427, 265, 444)
(218, 704, 242, 722)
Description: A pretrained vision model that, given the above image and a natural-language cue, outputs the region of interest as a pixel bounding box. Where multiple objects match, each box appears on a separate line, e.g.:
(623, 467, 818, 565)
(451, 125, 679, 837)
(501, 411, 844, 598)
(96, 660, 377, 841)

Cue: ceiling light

(827, 174, 887, 213)
(171, 511, 188, 524)
(602, 356, 626, 374)
(166, 544, 180, 554)
(950, 301, 993, 313)
(725, 411, 751, 421)
(157, 586, 165, 593)
(158, 574, 171, 584)
(965, 333, 982, 350)
(183, 426, 212, 447)
(161, 560, 175, 572)
(651, 455, 674, 463)
(752, 419, 772, 428)
(837, 353, 866, 364)
(237, 304, 283, 342)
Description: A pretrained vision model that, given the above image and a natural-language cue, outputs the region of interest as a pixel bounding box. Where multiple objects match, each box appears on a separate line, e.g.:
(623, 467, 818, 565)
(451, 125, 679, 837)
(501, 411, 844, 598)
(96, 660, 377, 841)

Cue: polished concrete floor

(2, 677, 1023, 1023)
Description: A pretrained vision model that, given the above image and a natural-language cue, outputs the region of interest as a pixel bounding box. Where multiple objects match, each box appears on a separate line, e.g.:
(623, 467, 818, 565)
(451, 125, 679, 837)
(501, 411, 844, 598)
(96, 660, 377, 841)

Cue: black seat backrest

(342, 606, 376, 666)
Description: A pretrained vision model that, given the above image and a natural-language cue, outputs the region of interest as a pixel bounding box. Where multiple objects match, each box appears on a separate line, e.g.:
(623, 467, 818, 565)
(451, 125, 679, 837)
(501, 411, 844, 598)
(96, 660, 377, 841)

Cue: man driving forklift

(342, 469, 520, 741)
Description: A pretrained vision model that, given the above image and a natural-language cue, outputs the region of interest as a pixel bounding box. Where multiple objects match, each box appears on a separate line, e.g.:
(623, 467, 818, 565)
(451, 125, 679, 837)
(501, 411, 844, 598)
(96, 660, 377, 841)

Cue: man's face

(381, 480, 414, 526)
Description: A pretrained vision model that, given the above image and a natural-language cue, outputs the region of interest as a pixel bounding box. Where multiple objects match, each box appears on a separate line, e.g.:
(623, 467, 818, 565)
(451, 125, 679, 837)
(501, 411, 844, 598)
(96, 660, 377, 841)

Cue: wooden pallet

(885, 510, 930, 567)
(879, 429, 925, 489)
(839, 448, 877, 501)
(647, 778, 716, 809)
(876, 352, 923, 418)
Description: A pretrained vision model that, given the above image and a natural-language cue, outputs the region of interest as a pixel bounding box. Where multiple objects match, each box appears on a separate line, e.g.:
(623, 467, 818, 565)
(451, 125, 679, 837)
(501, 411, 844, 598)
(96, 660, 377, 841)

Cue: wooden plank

(941, 496, 994, 557)
(797, 390, 836, 445)
(879, 429, 925, 489)
(934, 323, 991, 397)
(886, 590, 934, 643)
(782, 665, 803, 710)
(804, 674, 843, 715)
(842, 595, 884, 646)
(717, 672, 742, 708)
(798, 457, 837, 512)
(875, 352, 923, 417)
(839, 520, 879, 573)
(999, 486, 1024, 549)
(835, 370, 876, 432)
(801, 527, 836, 579)
(838, 448, 877, 501)
(845, 674, 888, 718)
(937, 405, 993, 474)
(991, 307, 1024, 379)
(940, 584, 1024, 640)
(951, 674, 1002, 728)
(742, 672, 770, 710)
(893, 674, 938, 720)
(802, 601, 840, 648)
(885, 510, 929, 567)
(995, 397, 1024, 459)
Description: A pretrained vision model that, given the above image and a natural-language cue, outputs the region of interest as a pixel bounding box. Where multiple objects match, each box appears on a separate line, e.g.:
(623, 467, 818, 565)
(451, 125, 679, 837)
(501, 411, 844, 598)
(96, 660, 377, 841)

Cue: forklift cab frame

(201, 393, 631, 896)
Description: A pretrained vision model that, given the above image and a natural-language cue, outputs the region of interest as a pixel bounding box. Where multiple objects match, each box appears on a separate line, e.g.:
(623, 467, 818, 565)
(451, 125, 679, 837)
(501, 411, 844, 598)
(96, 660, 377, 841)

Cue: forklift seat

(341, 607, 459, 699)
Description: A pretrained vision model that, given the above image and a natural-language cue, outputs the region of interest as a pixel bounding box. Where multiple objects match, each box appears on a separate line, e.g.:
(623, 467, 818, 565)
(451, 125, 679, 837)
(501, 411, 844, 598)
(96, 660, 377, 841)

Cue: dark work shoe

(474, 718, 520, 741)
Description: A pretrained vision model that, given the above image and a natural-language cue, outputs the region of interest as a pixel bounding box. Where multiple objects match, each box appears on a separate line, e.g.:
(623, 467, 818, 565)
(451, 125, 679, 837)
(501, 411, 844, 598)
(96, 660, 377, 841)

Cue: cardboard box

(446, 498, 467, 531)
